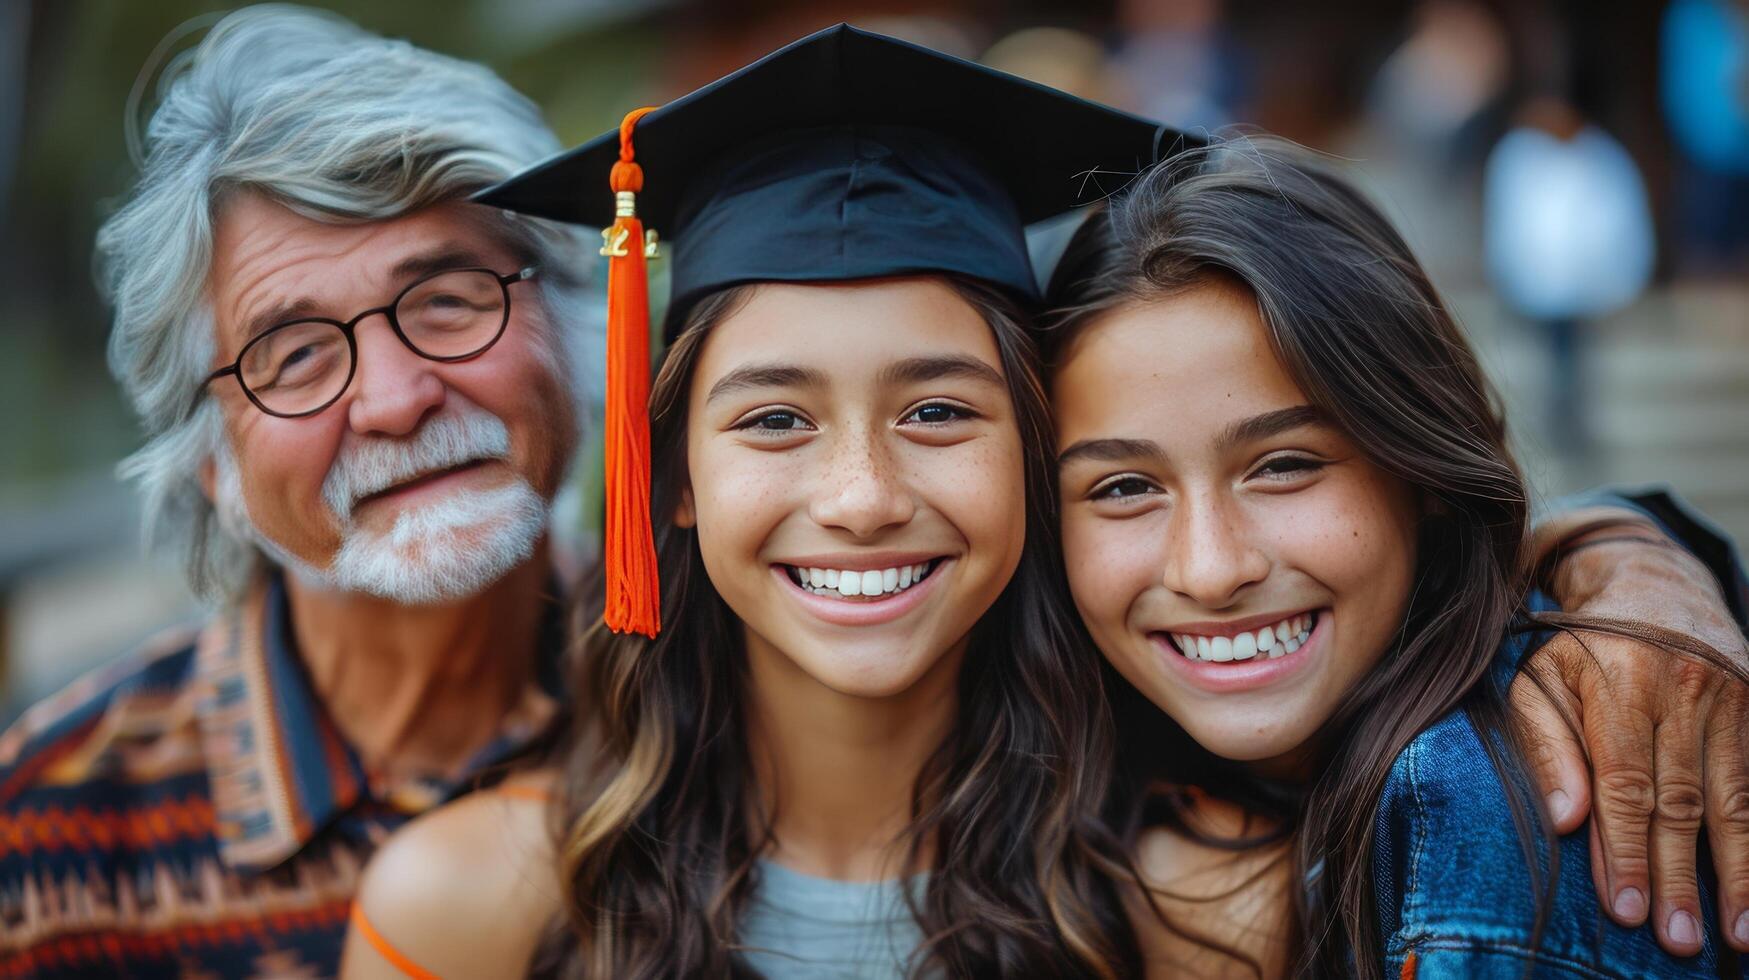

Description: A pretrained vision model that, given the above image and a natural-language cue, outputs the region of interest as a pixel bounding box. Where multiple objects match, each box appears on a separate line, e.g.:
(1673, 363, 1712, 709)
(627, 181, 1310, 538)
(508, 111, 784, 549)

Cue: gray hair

(98, 4, 596, 600)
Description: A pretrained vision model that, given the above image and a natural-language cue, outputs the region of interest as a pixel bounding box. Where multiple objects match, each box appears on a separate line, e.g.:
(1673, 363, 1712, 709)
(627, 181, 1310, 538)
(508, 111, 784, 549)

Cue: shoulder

(1376, 705, 1505, 825)
(1375, 706, 1732, 977)
(342, 772, 565, 979)
(0, 622, 202, 809)
(1373, 706, 1519, 932)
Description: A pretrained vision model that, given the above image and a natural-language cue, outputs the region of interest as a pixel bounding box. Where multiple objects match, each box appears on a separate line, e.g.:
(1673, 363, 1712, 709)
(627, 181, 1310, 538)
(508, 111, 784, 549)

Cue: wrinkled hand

(1513, 513, 1749, 957)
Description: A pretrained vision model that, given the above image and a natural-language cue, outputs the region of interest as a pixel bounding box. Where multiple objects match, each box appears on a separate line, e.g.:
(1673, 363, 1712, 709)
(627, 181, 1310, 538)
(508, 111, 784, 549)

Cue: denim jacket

(1372, 488, 1748, 978)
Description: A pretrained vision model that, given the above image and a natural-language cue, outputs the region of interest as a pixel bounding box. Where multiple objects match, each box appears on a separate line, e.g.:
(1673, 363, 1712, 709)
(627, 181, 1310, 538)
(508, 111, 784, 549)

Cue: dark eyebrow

(1217, 405, 1326, 450)
(1055, 406, 1324, 468)
(877, 354, 1005, 389)
(234, 245, 493, 347)
(1057, 437, 1167, 468)
(705, 362, 830, 404)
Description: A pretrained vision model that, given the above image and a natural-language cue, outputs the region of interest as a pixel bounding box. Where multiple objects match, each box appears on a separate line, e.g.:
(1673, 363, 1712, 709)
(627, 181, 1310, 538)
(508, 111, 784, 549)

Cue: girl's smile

(771, 554, 954, 627)
(1148, 608, 1327, 695)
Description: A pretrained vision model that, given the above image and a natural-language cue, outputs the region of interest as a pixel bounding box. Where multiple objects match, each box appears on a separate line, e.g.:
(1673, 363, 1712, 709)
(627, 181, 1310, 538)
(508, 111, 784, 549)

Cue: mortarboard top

(476, 22, 1185, 335)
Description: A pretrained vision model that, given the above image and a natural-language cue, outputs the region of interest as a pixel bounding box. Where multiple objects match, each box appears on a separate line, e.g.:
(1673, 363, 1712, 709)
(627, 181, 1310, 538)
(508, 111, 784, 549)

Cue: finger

(1704, 689, 1749, 952)
(1576, 654, 1656, 928)
(1648, 710, 1708, 957)
(1508, 663, 1590, 833)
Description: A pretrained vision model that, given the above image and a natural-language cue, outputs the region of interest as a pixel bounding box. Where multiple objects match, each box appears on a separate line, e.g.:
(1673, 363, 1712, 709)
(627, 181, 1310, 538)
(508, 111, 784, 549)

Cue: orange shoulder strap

(495, 783, 555, 804)
(350, 903, 442, 980)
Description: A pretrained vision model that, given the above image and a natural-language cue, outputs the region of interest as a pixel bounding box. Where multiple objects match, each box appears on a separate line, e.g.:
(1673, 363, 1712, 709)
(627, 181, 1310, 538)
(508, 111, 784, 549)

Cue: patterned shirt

(0, 572, 565, 979)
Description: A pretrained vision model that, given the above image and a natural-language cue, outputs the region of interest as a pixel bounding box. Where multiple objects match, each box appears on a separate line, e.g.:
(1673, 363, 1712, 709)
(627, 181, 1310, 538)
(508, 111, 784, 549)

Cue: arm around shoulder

(341, 786, 565, 979)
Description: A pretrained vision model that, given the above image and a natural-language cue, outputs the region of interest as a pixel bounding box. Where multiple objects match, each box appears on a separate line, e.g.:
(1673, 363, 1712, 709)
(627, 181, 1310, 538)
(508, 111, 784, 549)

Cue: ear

(673, 484, 697, 529)
(199, 456, 218, 504)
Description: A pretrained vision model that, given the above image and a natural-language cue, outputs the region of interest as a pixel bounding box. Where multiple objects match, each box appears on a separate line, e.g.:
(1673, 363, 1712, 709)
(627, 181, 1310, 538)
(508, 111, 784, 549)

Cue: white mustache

(320, 410, 513, 519)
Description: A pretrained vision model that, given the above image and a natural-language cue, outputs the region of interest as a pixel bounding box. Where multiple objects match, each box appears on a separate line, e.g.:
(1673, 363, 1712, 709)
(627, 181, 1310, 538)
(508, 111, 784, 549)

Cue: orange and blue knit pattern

(0, 573, 563, 978)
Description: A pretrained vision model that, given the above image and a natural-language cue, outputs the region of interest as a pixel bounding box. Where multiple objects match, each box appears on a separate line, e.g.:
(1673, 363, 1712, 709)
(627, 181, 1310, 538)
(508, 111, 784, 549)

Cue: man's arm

(1516, 488, 1749, 957)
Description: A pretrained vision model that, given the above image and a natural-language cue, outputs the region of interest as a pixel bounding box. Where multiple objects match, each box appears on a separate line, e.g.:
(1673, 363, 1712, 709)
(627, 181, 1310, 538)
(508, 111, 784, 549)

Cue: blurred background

(3, 0, 1746, 724)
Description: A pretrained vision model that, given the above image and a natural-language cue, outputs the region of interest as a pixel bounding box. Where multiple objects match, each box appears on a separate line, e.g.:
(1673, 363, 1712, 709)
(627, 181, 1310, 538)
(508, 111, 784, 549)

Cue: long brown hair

(552, 276, 1139, 978)
(1041, 136, 1740, 978)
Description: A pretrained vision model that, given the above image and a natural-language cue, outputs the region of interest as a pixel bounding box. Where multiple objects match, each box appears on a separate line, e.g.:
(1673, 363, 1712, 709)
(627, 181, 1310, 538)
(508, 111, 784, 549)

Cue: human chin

(1167, 683, 1333, 764)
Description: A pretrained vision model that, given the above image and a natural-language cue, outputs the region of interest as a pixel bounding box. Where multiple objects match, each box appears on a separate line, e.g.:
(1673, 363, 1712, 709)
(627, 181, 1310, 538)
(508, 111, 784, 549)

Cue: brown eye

(1095, 477, 1157, 500)
(754, 412, 800, 429)
(1254, 455, 1325, 479)
(904, 402, 972, 425)
(735, 409, 814, 433)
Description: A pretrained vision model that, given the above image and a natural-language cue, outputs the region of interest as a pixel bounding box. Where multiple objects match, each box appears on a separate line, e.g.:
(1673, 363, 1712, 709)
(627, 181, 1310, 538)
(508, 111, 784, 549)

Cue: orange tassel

(602, 107, 661, 638)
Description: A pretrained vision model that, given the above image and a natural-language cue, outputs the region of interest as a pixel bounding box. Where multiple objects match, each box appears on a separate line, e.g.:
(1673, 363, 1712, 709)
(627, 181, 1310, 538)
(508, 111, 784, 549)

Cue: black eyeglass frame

(196, 265, 540, 420)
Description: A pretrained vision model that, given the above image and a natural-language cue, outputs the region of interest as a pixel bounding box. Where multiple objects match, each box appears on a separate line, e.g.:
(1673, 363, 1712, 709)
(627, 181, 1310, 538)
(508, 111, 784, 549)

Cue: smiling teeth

(1171, 613, 1316, 662)
(789, 562, 934, 598)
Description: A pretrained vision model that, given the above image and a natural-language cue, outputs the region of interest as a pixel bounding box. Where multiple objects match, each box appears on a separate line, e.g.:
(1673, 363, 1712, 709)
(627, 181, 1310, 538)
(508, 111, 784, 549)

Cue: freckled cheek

(1269, 480, 1419, 642)
(908, 437, 1026, 561)
(1062, 512, 1157, 640)
(688, 445, 800, 562)
(1258, 483, 1373, 576)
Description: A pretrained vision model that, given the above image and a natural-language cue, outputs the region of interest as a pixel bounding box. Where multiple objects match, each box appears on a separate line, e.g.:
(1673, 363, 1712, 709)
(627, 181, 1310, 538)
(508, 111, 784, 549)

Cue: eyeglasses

(197, 266, 539, 419)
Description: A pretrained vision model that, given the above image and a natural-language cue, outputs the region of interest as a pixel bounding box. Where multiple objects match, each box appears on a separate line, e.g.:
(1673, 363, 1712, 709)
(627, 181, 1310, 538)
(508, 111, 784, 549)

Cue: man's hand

(1514, 508, 1749, 957)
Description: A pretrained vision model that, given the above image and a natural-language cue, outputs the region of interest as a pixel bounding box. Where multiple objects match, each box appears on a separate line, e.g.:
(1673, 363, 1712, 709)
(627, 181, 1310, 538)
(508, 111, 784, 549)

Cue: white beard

(325, 479, 548, 604)
(212, 409, 550, 605)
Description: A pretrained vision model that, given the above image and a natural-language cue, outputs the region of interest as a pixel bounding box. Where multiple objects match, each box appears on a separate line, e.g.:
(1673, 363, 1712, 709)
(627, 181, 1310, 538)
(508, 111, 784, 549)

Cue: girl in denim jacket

(1042, 137, 1749, 978)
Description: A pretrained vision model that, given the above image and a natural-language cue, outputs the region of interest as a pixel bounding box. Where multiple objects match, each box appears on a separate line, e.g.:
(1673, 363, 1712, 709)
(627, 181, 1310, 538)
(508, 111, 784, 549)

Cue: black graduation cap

(475, 22, 1183, 335)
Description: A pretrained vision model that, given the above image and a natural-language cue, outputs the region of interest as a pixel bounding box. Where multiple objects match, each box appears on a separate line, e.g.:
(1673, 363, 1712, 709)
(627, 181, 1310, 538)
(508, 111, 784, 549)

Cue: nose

(345, 312, 446, 437)
(807, 423, 916, 538)
(1161, 488, 1269, 609)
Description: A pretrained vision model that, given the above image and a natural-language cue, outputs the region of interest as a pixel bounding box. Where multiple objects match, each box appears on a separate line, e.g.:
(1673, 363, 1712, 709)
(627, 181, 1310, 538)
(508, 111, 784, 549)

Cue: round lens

(396, 269, 507, 359)
(239, 320, 352, 416)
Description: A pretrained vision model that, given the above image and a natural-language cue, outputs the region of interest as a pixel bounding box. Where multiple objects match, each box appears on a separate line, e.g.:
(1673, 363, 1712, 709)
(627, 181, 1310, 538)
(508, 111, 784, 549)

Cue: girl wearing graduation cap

(344, 25, 1166, 979)
(1043, 138, 1749, 977)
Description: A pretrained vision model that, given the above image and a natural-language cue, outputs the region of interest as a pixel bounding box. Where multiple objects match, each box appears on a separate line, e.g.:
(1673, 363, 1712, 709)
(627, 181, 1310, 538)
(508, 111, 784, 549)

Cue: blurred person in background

(1358, 0, 1508, 281)
(0, 6, 594, 977)
(1483, 94, 1655, 454)
(1108, 0, 1244, 135)
(1661, 0, 1749, 273)
(1367, 0, 1510, 168)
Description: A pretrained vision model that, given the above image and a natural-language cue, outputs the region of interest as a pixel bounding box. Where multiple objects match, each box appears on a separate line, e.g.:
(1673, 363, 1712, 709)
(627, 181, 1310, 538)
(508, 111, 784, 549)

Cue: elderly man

(0, 8, 589, 977)
(1, 7, 1746, 979)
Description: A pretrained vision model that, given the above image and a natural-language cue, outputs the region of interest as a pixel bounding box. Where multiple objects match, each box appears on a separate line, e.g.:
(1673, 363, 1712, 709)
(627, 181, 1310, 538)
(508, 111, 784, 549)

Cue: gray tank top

(736, 860, 927, 979)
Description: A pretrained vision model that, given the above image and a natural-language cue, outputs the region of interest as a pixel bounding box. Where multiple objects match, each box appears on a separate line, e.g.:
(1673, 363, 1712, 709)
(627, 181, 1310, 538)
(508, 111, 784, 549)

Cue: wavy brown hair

(550, 276, 1140, 978)
(1040, 136, 1743, 978)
